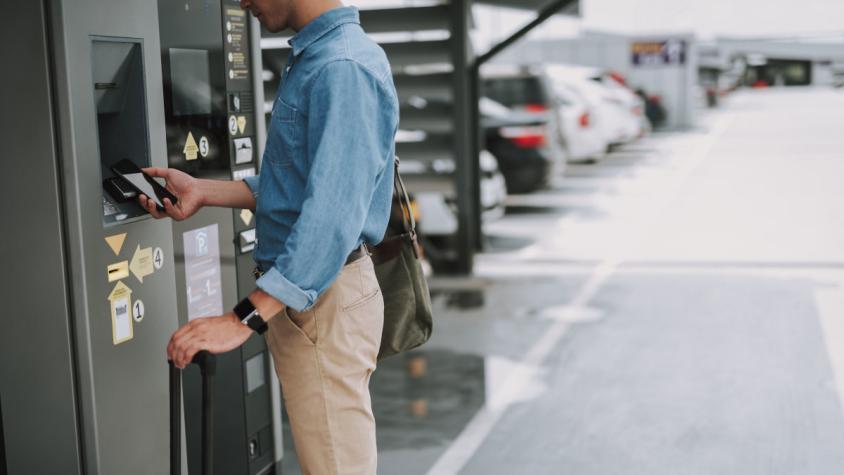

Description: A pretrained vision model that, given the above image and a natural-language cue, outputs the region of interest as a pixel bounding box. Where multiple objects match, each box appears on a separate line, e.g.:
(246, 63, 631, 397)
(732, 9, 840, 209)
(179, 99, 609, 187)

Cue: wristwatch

(234, 297, 268, 335)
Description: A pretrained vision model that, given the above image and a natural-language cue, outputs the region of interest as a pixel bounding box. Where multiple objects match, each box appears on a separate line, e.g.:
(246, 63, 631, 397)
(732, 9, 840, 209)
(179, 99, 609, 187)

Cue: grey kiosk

(1, 1, 278, 474)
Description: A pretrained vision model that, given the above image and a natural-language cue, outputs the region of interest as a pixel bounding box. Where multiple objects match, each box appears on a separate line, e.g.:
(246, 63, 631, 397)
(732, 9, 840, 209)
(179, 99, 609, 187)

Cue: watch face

(234, 298, 257, 320)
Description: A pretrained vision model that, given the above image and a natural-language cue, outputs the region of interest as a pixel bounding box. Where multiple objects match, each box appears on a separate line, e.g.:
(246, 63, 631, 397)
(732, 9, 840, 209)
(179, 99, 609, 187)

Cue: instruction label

(224, 7, 250, 80)
(183, 224, 223, 320)
(108, 281, 133, 345)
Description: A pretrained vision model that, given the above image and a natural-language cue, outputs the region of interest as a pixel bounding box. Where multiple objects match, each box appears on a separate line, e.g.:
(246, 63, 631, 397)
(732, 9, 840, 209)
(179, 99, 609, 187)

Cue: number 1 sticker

(153, 247, 164, 270)
(133, 299, 145, 323)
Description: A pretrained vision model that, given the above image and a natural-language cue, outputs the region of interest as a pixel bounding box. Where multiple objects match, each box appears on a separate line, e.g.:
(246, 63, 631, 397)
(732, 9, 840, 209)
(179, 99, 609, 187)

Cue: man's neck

(290, 0, 344, 32)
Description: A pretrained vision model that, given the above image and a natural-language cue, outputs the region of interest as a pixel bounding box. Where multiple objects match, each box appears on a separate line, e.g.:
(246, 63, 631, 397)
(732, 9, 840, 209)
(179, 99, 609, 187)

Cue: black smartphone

(111, 159, 178, 211)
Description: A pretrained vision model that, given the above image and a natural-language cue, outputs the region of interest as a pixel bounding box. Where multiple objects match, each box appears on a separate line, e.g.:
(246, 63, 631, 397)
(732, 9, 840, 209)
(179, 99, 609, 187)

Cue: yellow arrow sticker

(108, 280, 133, 345)
(105, 233, 127, 256)
(183, 131, 199, 161)
(237, 116, 247, 134)
(130, 245, 154, 283)
(240, 209, 253, 226)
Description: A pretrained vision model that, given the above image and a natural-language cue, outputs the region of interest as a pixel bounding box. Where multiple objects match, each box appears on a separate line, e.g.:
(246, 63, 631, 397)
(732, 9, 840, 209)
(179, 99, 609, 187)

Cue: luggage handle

(169, 351, 216, 475)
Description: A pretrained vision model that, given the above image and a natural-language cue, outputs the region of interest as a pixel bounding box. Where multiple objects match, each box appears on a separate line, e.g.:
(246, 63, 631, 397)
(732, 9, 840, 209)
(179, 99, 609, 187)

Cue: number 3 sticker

(153, 247, 164, 270)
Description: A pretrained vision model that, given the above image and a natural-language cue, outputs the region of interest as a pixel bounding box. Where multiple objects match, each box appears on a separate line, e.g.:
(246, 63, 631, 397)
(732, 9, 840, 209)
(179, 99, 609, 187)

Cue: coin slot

(107, 261, 130, 282)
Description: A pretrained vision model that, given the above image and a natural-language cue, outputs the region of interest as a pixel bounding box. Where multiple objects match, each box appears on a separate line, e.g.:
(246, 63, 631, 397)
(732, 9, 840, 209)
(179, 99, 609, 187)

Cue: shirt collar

(288, 6, 360, 57)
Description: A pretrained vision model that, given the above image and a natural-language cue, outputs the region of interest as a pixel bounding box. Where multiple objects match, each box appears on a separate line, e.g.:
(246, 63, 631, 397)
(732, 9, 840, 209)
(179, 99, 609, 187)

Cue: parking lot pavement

(280, 88, 844, 475)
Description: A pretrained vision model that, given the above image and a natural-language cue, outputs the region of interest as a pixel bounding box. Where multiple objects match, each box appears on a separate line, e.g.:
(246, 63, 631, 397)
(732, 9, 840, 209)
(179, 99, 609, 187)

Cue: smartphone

(111, 159, 178, 211)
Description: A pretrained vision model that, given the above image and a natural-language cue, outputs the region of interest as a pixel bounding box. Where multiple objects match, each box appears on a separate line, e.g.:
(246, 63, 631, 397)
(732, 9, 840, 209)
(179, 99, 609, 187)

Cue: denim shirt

(243, 7, 398, 312)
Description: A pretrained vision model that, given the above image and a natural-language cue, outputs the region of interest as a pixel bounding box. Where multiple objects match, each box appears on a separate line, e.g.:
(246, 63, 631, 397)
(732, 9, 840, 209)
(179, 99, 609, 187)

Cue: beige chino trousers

(265, 255, 383, 475)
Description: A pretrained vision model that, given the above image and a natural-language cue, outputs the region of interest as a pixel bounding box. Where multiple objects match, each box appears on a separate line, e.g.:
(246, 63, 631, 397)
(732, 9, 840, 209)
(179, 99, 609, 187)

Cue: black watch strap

(234, 297, 268, 335)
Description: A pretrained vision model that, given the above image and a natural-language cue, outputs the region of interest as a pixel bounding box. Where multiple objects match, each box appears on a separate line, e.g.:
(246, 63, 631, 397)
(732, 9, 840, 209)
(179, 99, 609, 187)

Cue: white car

(591, 69, 649, 142)
(551, 79, 608, 162)
(545, 65, 646, 149)
(415, 150, 507, 238)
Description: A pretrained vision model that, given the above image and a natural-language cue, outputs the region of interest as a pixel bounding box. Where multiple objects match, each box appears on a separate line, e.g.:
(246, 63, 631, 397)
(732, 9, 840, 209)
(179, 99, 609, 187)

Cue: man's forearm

(198, 179, 256, 211)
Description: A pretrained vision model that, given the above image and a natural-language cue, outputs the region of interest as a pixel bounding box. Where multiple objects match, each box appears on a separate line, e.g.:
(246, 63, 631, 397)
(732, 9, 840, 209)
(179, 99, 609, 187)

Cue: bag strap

(392, 157, 421, 258)
(393, 157, 416, 237)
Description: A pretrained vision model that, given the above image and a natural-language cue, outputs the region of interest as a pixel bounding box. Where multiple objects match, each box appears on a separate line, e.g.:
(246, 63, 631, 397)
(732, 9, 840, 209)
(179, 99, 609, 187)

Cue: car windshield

(482, 76, 546, 108)
(479, 97, 513, 118)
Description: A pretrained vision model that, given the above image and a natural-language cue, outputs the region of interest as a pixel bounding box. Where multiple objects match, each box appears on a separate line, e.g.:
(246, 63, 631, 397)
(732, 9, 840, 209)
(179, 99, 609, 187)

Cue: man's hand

(139, 167, 204, 221)
(167, 313, 253, 368)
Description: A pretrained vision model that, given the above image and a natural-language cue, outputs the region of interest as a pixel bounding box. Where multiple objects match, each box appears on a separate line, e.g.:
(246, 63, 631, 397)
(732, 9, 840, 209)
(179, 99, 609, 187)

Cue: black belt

(252, 244, 369, 280)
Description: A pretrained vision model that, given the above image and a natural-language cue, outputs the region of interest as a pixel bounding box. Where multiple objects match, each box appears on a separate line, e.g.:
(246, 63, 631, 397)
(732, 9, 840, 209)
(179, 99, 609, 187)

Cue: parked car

(408, 149, 507, 272)
(414, 150, 507, 237)
(545, 65, 647, 149)
(479, 96, 562, 193)
(549, 79, 608, 163)
(481, 65, 568, 190)
(592, 69, 651, 140)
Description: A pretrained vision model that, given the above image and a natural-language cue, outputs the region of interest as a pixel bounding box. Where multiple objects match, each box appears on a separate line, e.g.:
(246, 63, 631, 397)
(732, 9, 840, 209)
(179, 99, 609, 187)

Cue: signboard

(632, 39, 686, 66)
(183, 224, 223, 320)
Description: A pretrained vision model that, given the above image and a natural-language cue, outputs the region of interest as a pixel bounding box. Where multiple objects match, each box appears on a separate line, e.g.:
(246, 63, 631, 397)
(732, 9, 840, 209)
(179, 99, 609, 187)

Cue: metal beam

(475, 0, 579, 67)
(470, 0, 578, 252)
(451, 0, 477, 274)
(476, 0, 580, 13)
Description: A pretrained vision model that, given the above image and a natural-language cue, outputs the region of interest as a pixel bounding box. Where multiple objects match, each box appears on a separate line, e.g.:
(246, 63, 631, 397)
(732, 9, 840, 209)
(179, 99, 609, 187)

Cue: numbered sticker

(133, 299, 145, 323)
(153, 247, 164, 270)
(228, 115, 238, 135)
(199, 136, 209, 158)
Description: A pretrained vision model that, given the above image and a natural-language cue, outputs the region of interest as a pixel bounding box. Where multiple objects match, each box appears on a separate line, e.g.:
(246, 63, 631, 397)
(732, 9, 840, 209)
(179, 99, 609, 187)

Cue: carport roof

(475, 0, 580, 16)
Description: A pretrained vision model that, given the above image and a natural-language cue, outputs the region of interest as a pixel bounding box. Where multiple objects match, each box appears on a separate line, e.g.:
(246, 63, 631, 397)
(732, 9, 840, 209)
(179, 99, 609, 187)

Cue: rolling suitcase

(169, 351, 216, 475)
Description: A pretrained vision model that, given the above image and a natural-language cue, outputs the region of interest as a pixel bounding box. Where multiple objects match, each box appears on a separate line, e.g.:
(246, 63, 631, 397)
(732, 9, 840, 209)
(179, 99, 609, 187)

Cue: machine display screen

(169, 48, 212, 117)
(183, 224, 223, 320)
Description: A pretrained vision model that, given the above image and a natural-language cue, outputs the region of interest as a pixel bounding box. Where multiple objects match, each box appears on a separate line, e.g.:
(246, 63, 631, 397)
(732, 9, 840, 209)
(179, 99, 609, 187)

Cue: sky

(349, 0, 844, 46)
(580, 0, 844, 39)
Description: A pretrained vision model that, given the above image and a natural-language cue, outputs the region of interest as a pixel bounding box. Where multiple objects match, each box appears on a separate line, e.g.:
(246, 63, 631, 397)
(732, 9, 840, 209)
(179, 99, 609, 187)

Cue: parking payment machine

(1, 1, 276, 474)
(158, 1, 275, 474)
(2, 1, 182, 473)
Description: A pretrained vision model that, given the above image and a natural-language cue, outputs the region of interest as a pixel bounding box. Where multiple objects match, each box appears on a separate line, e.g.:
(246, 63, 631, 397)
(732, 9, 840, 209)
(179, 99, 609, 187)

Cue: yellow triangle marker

(105, 233, 127, 256)
(240, 209, 253, 226)
(183, 131, 199, 161)
(237, 116, 247, 134)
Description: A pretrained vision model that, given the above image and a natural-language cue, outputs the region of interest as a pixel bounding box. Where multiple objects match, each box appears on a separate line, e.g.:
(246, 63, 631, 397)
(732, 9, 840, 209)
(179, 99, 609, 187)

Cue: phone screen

(111, 159, 177, 209)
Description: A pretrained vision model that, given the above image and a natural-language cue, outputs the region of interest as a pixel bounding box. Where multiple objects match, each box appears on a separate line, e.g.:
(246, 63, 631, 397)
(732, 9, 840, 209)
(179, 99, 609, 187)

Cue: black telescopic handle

(192, 351, 216, 475)
(169, 359, 181, 475)
(169, 351, 217, 475)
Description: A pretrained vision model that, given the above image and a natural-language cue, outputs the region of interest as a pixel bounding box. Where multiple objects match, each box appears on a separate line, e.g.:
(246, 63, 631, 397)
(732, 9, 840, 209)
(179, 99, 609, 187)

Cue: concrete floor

(282, 87, 844, 474)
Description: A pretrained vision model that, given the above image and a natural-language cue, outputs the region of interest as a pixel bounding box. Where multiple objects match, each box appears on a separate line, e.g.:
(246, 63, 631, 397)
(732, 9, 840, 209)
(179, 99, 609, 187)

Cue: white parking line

(426, 115, 734, 475)
(814, 286, 844, 415)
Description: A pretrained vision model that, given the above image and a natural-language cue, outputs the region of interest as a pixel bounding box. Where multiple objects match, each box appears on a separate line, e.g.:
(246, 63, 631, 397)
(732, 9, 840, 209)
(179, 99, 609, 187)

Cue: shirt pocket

(266, 97, 298, 167)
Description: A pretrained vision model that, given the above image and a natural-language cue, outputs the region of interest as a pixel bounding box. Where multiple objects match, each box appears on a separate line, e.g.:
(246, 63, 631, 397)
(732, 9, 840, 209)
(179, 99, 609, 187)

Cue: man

(140, 1, 398, 473)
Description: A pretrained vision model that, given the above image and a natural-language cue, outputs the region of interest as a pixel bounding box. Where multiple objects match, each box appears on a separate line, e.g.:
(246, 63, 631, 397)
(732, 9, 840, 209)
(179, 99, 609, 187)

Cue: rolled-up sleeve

(256, 60, 395, 311)
(242, 174, 260, 198)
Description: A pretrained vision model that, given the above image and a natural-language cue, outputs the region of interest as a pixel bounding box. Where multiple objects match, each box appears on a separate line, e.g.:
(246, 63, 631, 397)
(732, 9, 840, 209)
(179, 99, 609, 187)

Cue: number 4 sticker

(153, 247, 164, 270)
